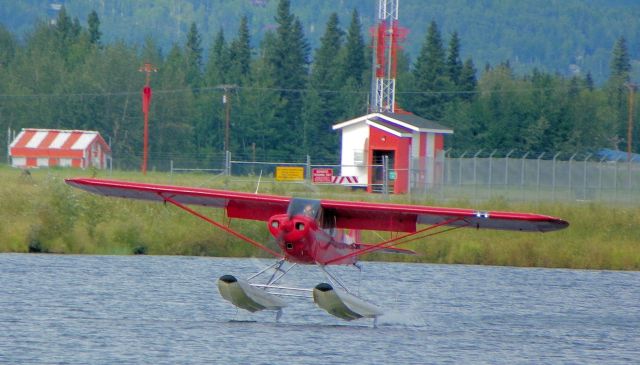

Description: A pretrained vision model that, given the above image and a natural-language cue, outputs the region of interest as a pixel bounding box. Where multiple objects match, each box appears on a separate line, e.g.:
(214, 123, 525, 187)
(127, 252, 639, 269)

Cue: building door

(371, 150, 395, 193)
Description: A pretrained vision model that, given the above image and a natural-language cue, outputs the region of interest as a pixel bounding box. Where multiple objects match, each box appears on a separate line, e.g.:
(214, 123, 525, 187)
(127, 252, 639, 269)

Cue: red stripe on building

(61, 132, 82, 149)
(14, 130, 36, 148)
(38, 131, 59, 148)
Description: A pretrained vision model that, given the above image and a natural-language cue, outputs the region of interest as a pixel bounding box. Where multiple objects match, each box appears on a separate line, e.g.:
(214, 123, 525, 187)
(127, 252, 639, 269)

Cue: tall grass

(0, 165, 638, 270)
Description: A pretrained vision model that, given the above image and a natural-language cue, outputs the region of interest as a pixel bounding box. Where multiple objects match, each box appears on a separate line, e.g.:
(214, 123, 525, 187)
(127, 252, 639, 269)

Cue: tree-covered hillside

(0, 0, 638, 167)
(2, 0, 640, 83)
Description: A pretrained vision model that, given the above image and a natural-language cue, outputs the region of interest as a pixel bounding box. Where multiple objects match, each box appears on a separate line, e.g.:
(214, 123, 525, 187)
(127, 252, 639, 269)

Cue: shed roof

(10, 129, 111, 153)
(332, 112, 453, 134)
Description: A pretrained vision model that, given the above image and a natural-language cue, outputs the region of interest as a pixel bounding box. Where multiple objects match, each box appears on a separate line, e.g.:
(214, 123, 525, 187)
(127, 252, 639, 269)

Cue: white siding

(339, 123, 369, 185)
(11, 157, 26, 167)
(37, 158, 49, 167)
(59, 158, 72, 167)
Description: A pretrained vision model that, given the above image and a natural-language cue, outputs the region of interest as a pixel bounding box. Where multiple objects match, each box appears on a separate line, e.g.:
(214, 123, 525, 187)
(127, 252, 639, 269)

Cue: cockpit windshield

(287, 198, 322, 220)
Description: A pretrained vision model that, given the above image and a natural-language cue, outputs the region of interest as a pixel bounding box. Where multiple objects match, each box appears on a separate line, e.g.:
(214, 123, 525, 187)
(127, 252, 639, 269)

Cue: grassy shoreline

(1, 165, 638, 270)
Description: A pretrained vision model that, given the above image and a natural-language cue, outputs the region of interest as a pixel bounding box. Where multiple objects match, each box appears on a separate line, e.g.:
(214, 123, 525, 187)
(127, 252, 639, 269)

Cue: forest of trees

(0, 0, 638, 168)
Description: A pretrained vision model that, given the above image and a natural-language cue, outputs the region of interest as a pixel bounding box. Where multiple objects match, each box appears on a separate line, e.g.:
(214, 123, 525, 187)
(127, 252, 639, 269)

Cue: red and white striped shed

(9, 129, 111, 169)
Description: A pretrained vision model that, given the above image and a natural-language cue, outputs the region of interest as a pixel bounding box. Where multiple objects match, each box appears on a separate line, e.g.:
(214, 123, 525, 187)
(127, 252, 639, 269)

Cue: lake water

(1, 254, 638, 364)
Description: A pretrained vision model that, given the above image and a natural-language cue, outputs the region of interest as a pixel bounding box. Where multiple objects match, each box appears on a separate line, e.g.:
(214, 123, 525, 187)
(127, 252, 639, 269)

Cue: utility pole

(220, 85, 237, 153)
(138, 63, 157, 175)
(626, 83, 636, 162)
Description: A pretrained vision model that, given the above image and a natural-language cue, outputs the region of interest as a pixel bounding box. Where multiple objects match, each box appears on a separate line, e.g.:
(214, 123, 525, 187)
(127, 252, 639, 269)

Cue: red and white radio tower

(370, 0, 407, 113)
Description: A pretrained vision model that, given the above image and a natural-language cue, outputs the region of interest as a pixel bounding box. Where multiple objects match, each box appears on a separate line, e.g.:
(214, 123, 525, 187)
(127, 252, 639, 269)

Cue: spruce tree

(607, 36, 633, 150)
(610, 36, 631, 83)
(205, 28, 229, 87)
(308, 12, 343, 159)
(229, 16, 251, 85)
(459, 58, 477, 101)
(411, 21, 450, 119)
(185, 22, 203, 89)
(341, 9, 366, 87)
(87, 10, 101, 46)
(267, 0, 310, 156)
(446, 31, 463, 86)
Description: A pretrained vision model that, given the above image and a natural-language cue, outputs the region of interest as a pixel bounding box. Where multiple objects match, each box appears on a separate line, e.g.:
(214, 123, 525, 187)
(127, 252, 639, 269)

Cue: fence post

(598, 156, 605, 201)
(489, 149, 497, 199)
(582, 153, 591, 200)
(473, 149, 483, 202)
(440, 149, 449, 201)
(505, 149, 515, 186)
(382, 155, 389, 198)
(536, 152, 545, 201)
(306, 155, 311, 185)
(520, 151, 529, 202)
(568, 153, 577, 200)
(459, 150, 467, 186)
(614, 156, 620, 202)
(170, 160, 173, 183)
(552, 152, 561, 202)
(407, 153, 412, 196)
(225, 150, 231, 176)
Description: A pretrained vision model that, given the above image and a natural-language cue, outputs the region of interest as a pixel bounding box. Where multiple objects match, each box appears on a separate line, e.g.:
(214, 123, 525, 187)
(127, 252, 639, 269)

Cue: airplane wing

(320, 199, 568, 233)
(66, 178, 568, 232)
(65, 178, 290, 221)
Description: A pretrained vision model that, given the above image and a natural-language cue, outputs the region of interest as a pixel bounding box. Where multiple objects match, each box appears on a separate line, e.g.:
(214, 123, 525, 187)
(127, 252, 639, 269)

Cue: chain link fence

(102, 150, 640, 204)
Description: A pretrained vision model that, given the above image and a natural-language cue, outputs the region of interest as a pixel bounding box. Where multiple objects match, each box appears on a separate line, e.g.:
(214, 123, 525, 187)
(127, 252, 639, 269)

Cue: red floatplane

(66, 178, 568, 325)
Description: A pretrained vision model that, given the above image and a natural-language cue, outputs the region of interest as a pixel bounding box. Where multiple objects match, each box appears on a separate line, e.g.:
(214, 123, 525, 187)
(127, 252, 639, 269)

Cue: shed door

(371, 150, 395, 193)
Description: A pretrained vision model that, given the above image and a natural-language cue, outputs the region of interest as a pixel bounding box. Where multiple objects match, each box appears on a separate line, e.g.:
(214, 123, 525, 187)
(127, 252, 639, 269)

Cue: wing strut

(160, 193, 284, 259)
(324, 216, 464, 265)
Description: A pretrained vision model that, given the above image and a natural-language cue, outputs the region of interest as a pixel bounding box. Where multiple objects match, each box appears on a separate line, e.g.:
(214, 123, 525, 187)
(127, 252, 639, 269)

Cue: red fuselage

(267, 214, 358, 265)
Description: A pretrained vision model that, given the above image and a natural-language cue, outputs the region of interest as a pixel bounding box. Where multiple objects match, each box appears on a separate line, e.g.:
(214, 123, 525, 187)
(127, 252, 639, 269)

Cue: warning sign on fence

(275, 166, 304, 181)
(312, 168, 333, 183)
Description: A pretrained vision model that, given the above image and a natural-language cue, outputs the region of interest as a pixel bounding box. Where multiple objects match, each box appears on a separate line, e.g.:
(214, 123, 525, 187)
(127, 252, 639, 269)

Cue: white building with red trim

(9, 128, 111, 169)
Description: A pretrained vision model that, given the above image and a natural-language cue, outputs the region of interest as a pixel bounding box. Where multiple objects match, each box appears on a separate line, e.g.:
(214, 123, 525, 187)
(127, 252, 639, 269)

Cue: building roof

(366, 118, 413, 137)
(332, 112, 453, 134)
(10, 128, 111, 153)
(597, 148, 640, 163)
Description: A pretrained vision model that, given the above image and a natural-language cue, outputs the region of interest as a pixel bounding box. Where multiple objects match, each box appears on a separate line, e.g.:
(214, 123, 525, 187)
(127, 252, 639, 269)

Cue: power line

(0, 85, 577, 99)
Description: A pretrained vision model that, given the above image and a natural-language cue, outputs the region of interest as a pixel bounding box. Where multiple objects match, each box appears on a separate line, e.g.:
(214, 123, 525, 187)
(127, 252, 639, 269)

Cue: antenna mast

(371, 0, 406, 113)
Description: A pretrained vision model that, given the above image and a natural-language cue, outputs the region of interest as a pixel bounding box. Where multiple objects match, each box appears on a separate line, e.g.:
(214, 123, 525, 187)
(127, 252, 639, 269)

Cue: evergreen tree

(459, 58, 477, 101)
(607, 36, 632, 148)
(266, 0, 310, 156)
(0, 24, 16, 68)
(205, 28, 229, 87)
(585, 72, 594, 91)
(87, 10, 101, 46)
(228, 16, 252, 85)
(411, 21, 450, 119)
(307, 12, 343, 159)
(340, 9, 366, 87)
(185, 22, 203, 89)
(310, 13, 342, 89)
(446, 31, 463, 86)
(609, 36, 631, 83)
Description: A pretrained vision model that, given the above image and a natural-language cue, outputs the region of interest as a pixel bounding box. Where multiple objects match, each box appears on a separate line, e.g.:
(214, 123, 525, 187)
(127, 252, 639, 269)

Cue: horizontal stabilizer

(358, 244, 416, 255)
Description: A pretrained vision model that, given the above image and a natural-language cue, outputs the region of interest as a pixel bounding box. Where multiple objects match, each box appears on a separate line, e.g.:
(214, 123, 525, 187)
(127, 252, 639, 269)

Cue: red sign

(312, 168, 334, 183)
